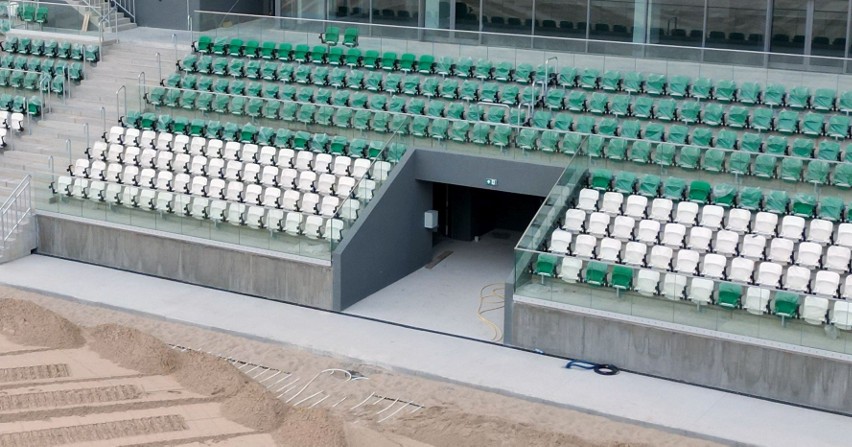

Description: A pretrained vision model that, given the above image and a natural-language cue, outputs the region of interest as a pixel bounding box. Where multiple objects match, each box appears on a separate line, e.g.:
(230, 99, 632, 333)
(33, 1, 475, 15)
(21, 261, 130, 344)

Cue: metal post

(65, 139, 71, 168)
(83, 122, 90, 151)
(172, 33, 178, 64)
(155, 52, 161, 84)
(544, 56, 558, 97)
(115, 85, 126, 123)
(100, 106, 106, 135)
(137, 71, 146, 113)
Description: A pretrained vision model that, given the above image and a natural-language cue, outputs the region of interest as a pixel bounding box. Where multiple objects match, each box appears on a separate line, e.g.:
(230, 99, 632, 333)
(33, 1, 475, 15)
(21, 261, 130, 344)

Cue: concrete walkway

(0, 255, 849, 446)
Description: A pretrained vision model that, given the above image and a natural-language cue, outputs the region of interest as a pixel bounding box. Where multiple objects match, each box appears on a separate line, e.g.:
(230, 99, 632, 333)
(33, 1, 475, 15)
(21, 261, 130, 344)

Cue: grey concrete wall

(512, 301, 852, 415)
(37, 214, 334, 308)
(135, 0, 194, 30)
(414, 149, 565, 197)
(333, 150, 433, 311)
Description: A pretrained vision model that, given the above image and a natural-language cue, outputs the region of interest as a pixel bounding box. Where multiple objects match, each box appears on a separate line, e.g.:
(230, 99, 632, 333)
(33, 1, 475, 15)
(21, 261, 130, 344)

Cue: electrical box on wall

(485, 178, 498, 186)
(424, 210, 439, 230)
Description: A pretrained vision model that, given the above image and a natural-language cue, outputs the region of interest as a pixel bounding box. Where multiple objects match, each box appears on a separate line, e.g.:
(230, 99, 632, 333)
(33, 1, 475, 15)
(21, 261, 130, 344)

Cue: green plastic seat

(579, 68, 599, 89)
(327, 46, 344, 65)
(775, 110, 798, 134)
(818, 196, 844, 222)
(601, 70, 620, 91)
(276, 63, 294, 82)
(469, 123, 489, 145)
(585, 261, 608, 286)
(702, 103, 724, 126)
(668, 75, 690, 97)
(343, 28, 359, 47)
(638, 174, 661, 197)
(516, 128, 538, 150)
(473, 58, 492, 80)
(678, 146, 700, 169)
(275, 43, 292, 61)
(827, 115, 849, 139)
(586, 136, 605, 158)
(787, 86, 810, 109)
(475, 82, 497, 103)
(362, 50, 380, 69)
(605, 139, 628, 160)
(491, 125, 512, 148)
(690, 77, 712, 100)
(645, 73, 666, 95)
(534, 254, 559, 278)
(609, 94, 630, 117)
(344, 48, 360, 67)
(146, 87, 165, 106)
(449, 120, 470, 142)
(629, 141, 651, 163)
(611, 266, 634, 290)
(194, 35, 213, 53)
(688, 180, 711, 204)
(736, 187, 761, 211)
(764, 190, 789, 214)
(292, 131, 311, 150)
(538, 131, 560, 153)
(749, 108, 772, 132)
(713, 79, 735, 102)
(676, 101, 699, 124)
(840, 91, 852, 114)
(458, 80, 478, 101)
(712, 183, 737, 208)
(753, 154, 777, 178)
(644, 123, 664, 142)
(558, 66, 577, 88)
(566, 91, 586, 112)
(439, 78, 458, 99)
(724, 106, 747, 129)
(416, 54, 435, 74)
(717, 284, 742, 309)
(154, 115, 172, 132)
(714, 130, 737, 150)
(560, 134, 581, 155)
(620, 120, 640, 139)
(774, 292, 800, 319)
(815, 140, 840, 161)
(551, 113, 572, 131)
(667, 125, 688, 144)
(791, 193, 816, 217)
(801, 113, 824, 137)
(663, 177, 686, 200)
(834, 164, 852, 188)
(574, 116, 595, 134)
(764, 84, 786, 107)
(420, 77, 439, 97)
(499, 84, 519, 105)
(613, 172, 637, 194)
(178, 90, 197, 109)
(789, 138, 814, 158)
(779, 157, 803, 182)
(703, 149, 725, 172)
(433, 56, 452, 76)
(530, 111, 551, 129)
(653, 143, 675, 166)
(738, 82, 760, 105)
(632, 96, 652, 118)
(805, 160, 829, 185)
(763, 135, 786, 155)
(456, 57, 475, 78)
(597, 118, 618, 136)
(736, 133, 760, 153)
(727, 152, 752, 176)
(70, 43, 84, 61)
(380, 51, 397, 71)
(813, 88, 835, 111)
(655, 99, 677, 121)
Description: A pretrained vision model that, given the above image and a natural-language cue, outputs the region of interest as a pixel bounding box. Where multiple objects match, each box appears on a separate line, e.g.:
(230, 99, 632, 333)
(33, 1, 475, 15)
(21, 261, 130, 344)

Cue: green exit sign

(485, 178, 498, 186)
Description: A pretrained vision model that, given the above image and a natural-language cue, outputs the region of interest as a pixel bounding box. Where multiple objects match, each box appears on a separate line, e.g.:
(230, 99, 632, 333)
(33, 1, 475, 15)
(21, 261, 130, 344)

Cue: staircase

(0, 39, 185, 203)
(62, 0, 137, 32)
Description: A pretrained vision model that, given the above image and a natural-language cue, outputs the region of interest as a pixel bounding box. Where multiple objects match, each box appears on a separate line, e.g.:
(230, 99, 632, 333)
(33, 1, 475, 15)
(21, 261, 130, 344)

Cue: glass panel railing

(10, 1, 106, 38)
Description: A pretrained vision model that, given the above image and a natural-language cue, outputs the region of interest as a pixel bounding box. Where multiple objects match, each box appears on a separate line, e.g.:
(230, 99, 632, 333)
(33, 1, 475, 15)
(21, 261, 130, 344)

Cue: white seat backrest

(573, 234, 596, 258)
(577, 188, 599, 212)
(107, 144, 124, 163)
(301, 192, 320, 213)
(563, 209, 586, 232)
(241, 144, 259, 162)
(207, 178, 226, 198)
(588, 212, 610, 237)
(189, 176, 207, 195)
(298, 170, 317, 192)
(351, 158, 371, 178)
(317, 173, 337, 195)
(701, 253, 726, 278)
(728, 257, 754, 282)
(674, 249, 698, 274)
(802, 296, 830, 325)
(753, 211, 778, 236)
(780, 215, 806, 240)
(601, 192, 623, 215)
(661, 223, 686, 248)
(650, 245, 674, 270)
(768, 237, 794, 263)
(284, 212, 303, 234)
(636, 219, 660, 243)
(558, 257, 583, 283)
(837, 224, 852, 249)
(320, 195, 341, 217)
(549, 230, 572, 254)
(258, 146, 277, 165)
(623, 241, 646, 266)
(324, 218, 344, 242)
(206, 139, 224, 158)
(332, 156, 352, 176)
(624, 195, 647, 219)
(155, 132, 173, 151)
(744, 287, 771, 315)
(265, 209, 285, 230)
(281, 189, 301, 211)
(687, 226, 712, 252)
(662, 274, 687, 300)
(279, 168, 298, 188)
(277, 148, 295, 168)
(314, 153, 333, 173)
(597, 237, 621, 262)
(295, 151, 314, 170)
(726, 208, 751, 233)
(336, 176, 356, 198)
(190, 137, 207, 155)
(674, 201, 698, 226)
(714, 230, 739, 256)
(688, 278, 714, 304)
(740, 234, 766, 260)
(783, 265, 811, 292)
(635, 269, 660, 296)
(225, 181, 244, 201)
(825, 245, 851, 273)
(813, 271, 840, 298)
(832, 301, 852, 329)
(611, 216, 635, 240)
(807, 219, 833, 245)
(173, 134, 190, 153)
(649, 198, 673, 222)
(757, 262, 783, 287)
(796, 242, 823, 268)
(355, 179, 376, 201)
(700, 205, 724, 230)
(223, 141, 241, 160)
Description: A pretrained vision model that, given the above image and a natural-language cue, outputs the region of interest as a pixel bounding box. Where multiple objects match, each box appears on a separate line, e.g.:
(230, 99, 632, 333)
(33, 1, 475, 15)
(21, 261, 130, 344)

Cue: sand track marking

(0, 414, 187, 447)
(0, 364, 70, 383)
(0, 384, 144, 411)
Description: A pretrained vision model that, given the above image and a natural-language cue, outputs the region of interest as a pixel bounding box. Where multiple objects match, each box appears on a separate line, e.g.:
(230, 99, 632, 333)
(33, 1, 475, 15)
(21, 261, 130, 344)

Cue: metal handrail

(110, 0, 135, 21)
(115, 85, 126, 123)
(0, 174, 33, 260)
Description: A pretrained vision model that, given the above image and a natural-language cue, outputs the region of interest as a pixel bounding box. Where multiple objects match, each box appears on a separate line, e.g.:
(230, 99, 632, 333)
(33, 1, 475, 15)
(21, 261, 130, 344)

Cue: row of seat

(52, 176, 347, 241)
(1, 55, 84, 81)
(193, 31, 359, 60)
(585, 171, 848, 220)
(0, 93, 41, 117)
(15, 3, 47, 25)
(1, 37, 98, 62)
(0, 69, 65, 93)
(535, 254, 852, 328)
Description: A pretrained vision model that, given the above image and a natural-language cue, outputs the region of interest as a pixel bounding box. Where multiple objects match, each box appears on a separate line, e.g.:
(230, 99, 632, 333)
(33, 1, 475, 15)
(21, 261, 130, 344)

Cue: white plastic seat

(757, 262, 783, 288)
(189, 155, 208, 176)
(316, 173, 337, 195)
(227, 202, 247, 225)
(87, 141, 108, 160)
(120, 185, 139, 206)
(137, 168, 156, 188)
(549, 230, 572, 254)
(154, 191, 174, 213)
(284, 212, 303, 235)
(335, 176, 356, 198)
(687, 226, 712, 252)
(837, 224, 852, 249)
(106, 144, 124, 163)
(588, 212, 610, 238)
(650, 245, 674, 270)
(138, 148, 157, 168)
(624, 195, 647, 219)
(355, 179, 376, 201)
(831, 301, 852, 330)
(661, 223, 686, 248)
(844, 276, 852, 300)
(609, 215, 634, 240)
(245, 206, 266, 228)
(824, 245, 851, 273)
(87, 180, 106, 201)
(674, 249, 699, 274)
(634, 269, 660, 296)
(265, 208, 285, 230)
(728, 257, 755, 283)
(649, 198, 673, 222)
(104, 163, 122, 183)
(313, 153, 333, 173)
(187, 197, 209, 219)
(224, 181, 244, 201)
(699, 205, 724, 230)
(241, 163, 261, 183)
(807, 219, 833, 245)
(801, 296, 829, 325)
(302, 215, 324, 238)
(332, 156, 352, 176)
(70, 159, 89, 177)
(636, 219, 660, 244)
(338, 199, 361, 221)
(240, 143, 259, 163)
(688, 278, 715, 305)
(324, 218, 344, 242)
(137, 188, 156, 209)
(207, 200, 228, 221)
(280, 189, 301, 211)
(573, 234, 596, 258)
(297, 171, 317, 192)
(623, 242, 647, 266)
(713, 230, 739, 256)
(155, 151, 173, 171)
(743, 287, 771, 315)
(795, 242, 822, 269)
(752, 211, 778, 237)
(662, 273, 687, 300)
(740, 234, 766, 260)
(577, 188, 599, 212)
(725, 208, 751, 233)
(120, 165, 139, 185)
(118, 146, 138, 166)
(370, 161, 392, 181)
(258, 146, 276, 165)
(259, 166, 279, 187)
(558, 257, 583, 283)
(783, 265, 810, 292)
(103, 183, 122, 204)
(300, 192, 320, 214)
(139, 130, 156, 148)
(319, 195, 341, 217)
(277, 148, 295, 168)
(207, 178, 226, 198)
(674, 201, 698, 226)
(9, 112, 23, 131)
(171, 173, 190, 193)
(596, 237, 621, 262)
(106, 126, 124, 144)
(172, 153, 191, 173)
(206, 139, 224, 158)
(189, 137, 207, 155)
(768, 238, 795, 264)
(222, 160, 242, 181)
(155, 132, 173, 151)
(278, 168, 298, 189)
(124, 128, 140, 146)
(701, 253, 726, 279)
(600, 192, 623, 215)
(812, 271, 840, 299)
(351, 158, 371, 178)
(563, 209, 586, 232)
(260, 187, 281, 208)
(173, 134, 190, 153)
(87, 160, 106, 180)
(188, 176, 207, 196)
(242, 184, 263, 204)
(223, 141, 241, 160)
(780, 216, 806, 241)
